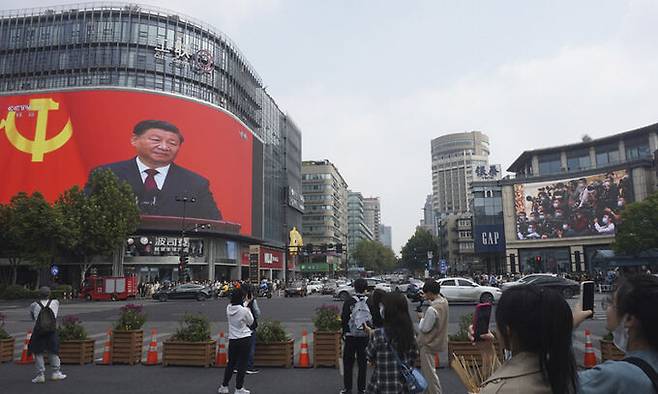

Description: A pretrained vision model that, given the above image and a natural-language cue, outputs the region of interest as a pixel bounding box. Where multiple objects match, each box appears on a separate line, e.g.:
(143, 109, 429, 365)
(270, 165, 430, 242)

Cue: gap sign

(474, 224, 506, 253)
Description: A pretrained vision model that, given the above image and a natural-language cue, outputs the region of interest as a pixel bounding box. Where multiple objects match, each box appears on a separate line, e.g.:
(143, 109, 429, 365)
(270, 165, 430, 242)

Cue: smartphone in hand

(581, 281, 595, 317)
(472, 303, 493, 342)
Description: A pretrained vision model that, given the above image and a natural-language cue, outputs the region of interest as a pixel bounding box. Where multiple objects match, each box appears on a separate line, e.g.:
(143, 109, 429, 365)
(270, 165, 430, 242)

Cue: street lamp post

(175, 195, 196, 282)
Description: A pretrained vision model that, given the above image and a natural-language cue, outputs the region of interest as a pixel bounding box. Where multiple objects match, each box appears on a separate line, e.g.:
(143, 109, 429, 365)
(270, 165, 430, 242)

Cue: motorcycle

(258, 286, 272, 299)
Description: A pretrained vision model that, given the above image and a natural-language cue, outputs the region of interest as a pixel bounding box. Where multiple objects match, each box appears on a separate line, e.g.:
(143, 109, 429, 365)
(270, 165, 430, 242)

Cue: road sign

(439, 259, 448, 274)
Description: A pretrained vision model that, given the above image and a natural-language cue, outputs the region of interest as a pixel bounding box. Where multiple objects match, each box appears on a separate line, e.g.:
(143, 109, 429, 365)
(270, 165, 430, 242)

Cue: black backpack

(35, 300, 56, 334)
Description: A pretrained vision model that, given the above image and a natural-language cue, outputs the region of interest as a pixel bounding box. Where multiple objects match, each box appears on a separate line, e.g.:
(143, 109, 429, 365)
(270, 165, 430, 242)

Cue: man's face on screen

(131, 128, 182, 168)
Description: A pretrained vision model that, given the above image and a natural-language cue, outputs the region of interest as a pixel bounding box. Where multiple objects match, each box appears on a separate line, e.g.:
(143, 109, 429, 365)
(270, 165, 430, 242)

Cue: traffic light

(336, 243, 343, 254)
(305, 243, 314, 254)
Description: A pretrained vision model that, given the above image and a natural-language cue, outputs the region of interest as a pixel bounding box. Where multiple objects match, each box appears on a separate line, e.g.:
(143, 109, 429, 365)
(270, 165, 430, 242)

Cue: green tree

(56, 169, 140, 285)
(0, 192, 64, 286)
(400, 228, 438, 271)
(352, 240, 397, 273)
(614, 190, 658, 255)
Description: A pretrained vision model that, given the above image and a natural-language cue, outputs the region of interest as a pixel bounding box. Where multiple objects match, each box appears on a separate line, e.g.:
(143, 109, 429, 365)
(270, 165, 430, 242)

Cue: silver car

(437, 277, 502, 304)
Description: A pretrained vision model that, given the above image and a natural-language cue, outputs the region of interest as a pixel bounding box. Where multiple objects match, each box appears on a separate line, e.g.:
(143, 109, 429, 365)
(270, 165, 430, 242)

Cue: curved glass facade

(0, 3, 262, 131)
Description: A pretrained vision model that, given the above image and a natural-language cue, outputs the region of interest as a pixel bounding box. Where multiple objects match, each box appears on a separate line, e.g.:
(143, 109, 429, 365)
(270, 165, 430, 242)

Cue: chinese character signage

(154, 37, 215, 74)
(473, 164, 502, 181)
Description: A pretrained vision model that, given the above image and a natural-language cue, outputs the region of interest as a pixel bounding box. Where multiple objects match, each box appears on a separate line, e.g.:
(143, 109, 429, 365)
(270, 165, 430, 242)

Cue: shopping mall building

(0, 3, 304, 284)
(472, 123, 658, 274)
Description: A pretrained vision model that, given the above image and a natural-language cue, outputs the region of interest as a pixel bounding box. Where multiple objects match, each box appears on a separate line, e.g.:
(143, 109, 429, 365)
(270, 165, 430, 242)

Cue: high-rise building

(301, 160, 348, 273)
(347, 192, 374, 266)
(379, 224, 392, 250)
(419, 194, 436, 235)
(363, 197, 381, 242)
(0, 3, 301, 284)
(431, 131, 490, 215)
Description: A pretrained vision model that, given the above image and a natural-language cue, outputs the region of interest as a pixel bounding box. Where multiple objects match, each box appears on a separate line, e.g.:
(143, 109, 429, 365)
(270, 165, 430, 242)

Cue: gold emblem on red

(0, 98, 73, 162)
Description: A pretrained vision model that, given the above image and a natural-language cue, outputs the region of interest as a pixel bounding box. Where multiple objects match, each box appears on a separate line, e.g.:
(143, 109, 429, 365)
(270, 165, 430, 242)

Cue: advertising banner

(0, 89, 262, 236)
(513, 170, 632, 240)
(474, 224, 506, 253)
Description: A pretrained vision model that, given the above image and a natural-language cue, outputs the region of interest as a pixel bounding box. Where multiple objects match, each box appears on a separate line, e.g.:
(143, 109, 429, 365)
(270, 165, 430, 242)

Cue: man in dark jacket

(87, 119, 221, 220)
(28, 287, 66, 383)
(340, 278, 372, 394)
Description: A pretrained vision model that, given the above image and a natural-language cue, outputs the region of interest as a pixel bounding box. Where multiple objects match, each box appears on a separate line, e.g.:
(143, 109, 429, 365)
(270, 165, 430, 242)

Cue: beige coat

(479, 352, 552, 394)
(417, 296, 449, 353)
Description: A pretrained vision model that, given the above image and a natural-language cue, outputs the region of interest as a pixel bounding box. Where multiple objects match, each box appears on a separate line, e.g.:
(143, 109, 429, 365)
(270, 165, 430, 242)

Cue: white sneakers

(218, 386, 250, 394)
(31, 375, 45, 384)
(51, 371, 67, 381)
(32, 372, 67, 383)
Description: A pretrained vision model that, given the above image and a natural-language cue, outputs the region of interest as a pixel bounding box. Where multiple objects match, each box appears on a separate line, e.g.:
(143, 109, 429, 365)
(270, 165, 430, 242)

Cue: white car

(391, 278, 423, 293)
(437, 277, 502, 304)
(306, 280, 324, 294)
(500, 273, 557, 292)
(334, 278, 392, 301)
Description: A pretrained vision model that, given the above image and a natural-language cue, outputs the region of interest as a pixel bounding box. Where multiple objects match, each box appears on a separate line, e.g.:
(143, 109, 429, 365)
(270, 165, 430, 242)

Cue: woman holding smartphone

(472, 285, 578, 393)
(218, 288, 254, 394)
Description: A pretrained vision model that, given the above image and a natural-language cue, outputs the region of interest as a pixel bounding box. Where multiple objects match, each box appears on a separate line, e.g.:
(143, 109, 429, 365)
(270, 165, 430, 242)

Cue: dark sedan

(153, 283, 212, 302)
(525, 275, 580, 298)
(284, 281, 307, 297)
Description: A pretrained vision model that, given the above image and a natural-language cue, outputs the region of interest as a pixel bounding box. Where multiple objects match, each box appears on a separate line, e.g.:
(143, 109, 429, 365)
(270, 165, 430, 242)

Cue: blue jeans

(247, 332, 256, 370)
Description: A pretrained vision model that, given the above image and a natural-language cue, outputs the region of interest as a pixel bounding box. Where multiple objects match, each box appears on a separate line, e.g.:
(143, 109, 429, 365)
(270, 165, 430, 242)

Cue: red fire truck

(80, 275, 137, 301)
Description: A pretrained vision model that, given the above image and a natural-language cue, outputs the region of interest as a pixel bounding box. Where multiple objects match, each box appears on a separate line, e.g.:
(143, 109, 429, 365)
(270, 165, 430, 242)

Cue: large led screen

(514, 170, 632, 240)
(0, 89, 262, 237)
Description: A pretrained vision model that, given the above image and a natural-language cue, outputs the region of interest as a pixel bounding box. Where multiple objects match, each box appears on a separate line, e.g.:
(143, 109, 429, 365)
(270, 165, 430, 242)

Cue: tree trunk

(11, 265, 17, 286)
(80, 262, 92, 286)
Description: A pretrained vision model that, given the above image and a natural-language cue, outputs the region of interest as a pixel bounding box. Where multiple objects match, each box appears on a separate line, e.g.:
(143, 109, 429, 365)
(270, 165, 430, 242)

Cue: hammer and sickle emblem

(0, 98, 73, 162)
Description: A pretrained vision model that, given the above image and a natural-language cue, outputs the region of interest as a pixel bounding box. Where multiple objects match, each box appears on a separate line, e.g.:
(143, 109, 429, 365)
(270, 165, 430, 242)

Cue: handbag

(384, 333, 428, 394)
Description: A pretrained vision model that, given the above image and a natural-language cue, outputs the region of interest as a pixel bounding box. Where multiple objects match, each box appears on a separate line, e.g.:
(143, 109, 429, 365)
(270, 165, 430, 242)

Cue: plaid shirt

(366, 328, 419, 394)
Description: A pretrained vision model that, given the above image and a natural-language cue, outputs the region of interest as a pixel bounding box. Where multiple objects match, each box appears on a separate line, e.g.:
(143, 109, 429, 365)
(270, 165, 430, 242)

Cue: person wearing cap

(28, 287, 66, 383)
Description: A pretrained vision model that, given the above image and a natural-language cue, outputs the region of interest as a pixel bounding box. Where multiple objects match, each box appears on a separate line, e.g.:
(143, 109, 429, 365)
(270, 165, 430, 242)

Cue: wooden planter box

(600, 339, 625, 362)
(313, 331, 341, 368)
(162, 340, 216, 367)
(59, 339, 95, 365)
(254, 339, 294, 368)
(111, 330, 143, 365)
(448, 340, 502, 368)
(0, 337, 14, 363)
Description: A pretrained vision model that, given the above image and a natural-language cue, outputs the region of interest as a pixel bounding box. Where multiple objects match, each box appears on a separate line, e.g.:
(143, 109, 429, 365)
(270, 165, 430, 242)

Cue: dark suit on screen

(90, 158, 221, 220)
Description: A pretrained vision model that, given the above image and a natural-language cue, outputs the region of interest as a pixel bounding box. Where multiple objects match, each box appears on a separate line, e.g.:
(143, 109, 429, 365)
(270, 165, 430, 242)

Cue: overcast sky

(4, 0, 658, 253)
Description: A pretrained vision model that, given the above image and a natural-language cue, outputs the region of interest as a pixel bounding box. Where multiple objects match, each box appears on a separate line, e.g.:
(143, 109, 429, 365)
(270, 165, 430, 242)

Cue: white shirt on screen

(135, 157, 170, 190)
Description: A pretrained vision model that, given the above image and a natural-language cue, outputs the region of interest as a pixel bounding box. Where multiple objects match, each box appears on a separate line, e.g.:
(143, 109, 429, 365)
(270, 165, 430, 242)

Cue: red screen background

(0, 89, 254, 235)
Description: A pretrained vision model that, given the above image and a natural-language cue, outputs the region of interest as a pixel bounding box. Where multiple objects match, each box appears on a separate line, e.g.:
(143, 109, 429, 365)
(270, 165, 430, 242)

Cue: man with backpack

(340, 278, 373, 394)
(28, 287, 66, 383)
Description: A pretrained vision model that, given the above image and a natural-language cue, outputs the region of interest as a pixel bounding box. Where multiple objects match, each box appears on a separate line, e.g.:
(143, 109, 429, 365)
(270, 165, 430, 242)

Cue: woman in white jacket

(218, 288, 254, 394)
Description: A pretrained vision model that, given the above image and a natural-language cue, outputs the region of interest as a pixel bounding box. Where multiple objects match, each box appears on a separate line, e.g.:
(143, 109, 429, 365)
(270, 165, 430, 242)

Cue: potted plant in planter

(0, 312, 14, 363)
(312, 304, 342, 368)
(57, 315, 95, 365)
(448, 313, 502, 368)
(600, 331, 625, 362)
(163, 313, 216, 367)
(112, 303, 146, 365)
(254, 319, 294, 368)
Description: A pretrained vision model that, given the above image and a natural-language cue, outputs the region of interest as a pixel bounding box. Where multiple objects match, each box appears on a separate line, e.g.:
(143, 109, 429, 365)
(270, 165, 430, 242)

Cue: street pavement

(0, 292, 610, 393)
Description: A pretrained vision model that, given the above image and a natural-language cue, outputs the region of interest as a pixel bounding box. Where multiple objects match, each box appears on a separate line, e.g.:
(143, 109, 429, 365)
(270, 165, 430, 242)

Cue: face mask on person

(563, 224, 569, 230)
(613, 315, 630, 353)
(539, 215, 545, 220)
(618, 200, 624, 207)
(602, 217, 609, 225)
(553, 202, 559, 208)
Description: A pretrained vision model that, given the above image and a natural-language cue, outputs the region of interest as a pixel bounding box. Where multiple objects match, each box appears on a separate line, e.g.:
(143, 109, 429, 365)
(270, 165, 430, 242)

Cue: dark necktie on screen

(144, 169, 159, 192)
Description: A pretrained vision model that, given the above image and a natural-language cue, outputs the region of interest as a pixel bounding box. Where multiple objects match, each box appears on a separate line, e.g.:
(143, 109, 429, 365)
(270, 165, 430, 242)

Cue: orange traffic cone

(297, 329, 310, 368)
(215, 332, 227, 367)
(584, 329, 597, 368)
(144, 328, 160, 365)
(16, 330, 34, 364)
(97, 329, 112, 365)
